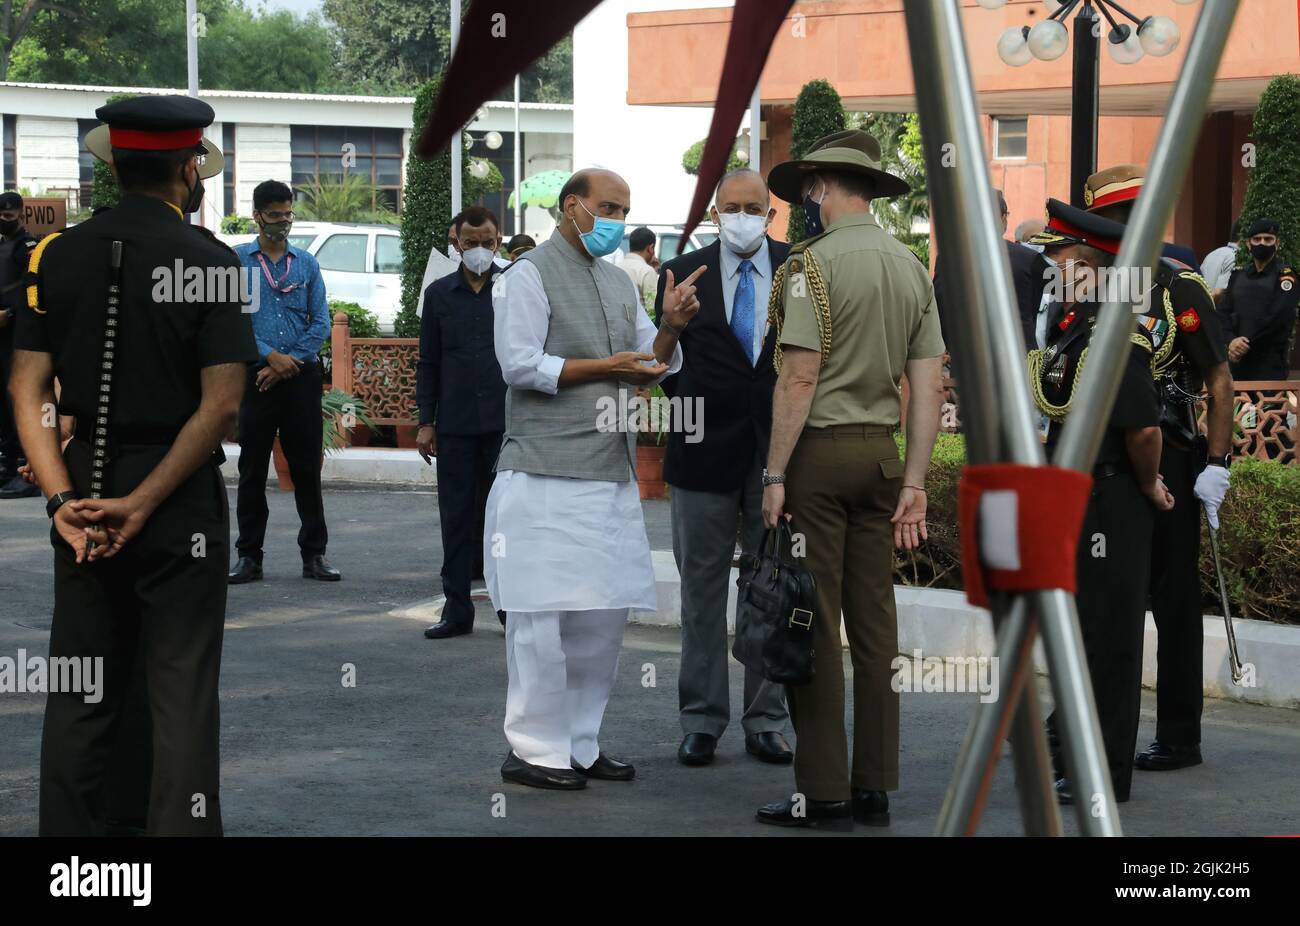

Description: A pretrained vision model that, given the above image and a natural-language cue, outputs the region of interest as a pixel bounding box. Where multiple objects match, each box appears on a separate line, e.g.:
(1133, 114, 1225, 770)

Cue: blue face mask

(572, 198, 625, 258)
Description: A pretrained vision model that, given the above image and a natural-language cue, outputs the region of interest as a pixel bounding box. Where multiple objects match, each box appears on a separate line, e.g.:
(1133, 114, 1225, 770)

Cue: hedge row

(893, 434, 1299, 625)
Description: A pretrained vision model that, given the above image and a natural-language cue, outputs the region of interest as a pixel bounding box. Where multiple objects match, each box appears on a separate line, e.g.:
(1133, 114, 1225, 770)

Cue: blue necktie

(732, 259, 755, 365)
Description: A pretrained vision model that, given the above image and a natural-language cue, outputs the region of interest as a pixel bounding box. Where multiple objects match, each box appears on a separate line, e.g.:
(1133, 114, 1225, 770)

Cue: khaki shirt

(778, 211, 944, 428)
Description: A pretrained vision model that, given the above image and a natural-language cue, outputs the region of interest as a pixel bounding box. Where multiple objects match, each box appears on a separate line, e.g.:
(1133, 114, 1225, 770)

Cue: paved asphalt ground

(1, 485, 1297, 837)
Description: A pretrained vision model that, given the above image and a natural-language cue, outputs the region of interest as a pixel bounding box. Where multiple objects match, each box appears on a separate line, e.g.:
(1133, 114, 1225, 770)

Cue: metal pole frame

(514, 74, 523, 236)
(1070, 2, 1100, 208)
(904, 0, 1238, 836)
(450, 0, 463, 221)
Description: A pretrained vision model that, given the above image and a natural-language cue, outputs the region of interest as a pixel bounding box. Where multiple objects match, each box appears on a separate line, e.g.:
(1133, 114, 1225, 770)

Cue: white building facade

(0, 82, 573, 239)
(573, 0, 741, 228)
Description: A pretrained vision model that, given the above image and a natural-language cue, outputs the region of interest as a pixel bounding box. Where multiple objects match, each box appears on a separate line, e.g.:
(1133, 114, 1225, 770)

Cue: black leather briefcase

(731, 521, 817, 685)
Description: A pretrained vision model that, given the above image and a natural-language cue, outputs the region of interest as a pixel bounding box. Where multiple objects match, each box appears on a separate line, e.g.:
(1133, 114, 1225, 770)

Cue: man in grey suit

(655, 169, 792, 766)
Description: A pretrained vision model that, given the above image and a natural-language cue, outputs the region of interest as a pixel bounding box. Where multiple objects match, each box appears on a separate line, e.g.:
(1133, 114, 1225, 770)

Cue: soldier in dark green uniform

(1028, 200, 1173, 806)
(1080, 166, 1235, 773)
(8, 95, 257, 835)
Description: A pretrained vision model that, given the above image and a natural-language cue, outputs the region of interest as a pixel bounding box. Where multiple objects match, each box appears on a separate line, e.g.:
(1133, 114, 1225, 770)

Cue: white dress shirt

(621, 251, 658, 307)
(718, 237, 772, 365)
(484, 257, 681, 614)
(1200, 243, 1237, 292)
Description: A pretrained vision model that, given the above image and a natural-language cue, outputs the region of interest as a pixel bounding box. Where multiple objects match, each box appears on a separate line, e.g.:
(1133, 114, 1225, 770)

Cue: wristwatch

(761, 469, 785, 486)
(1206, 454, 1231, 469)
(46, 490, 78, 519)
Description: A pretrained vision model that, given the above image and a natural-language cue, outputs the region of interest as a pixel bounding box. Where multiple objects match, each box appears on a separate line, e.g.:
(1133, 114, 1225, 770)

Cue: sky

(260, 0, 324, 15)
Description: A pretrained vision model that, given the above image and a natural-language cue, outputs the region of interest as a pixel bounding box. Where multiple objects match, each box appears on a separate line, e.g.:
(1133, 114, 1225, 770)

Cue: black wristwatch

(46, 490, 78, 518)
(1206, 454, 1231, 469)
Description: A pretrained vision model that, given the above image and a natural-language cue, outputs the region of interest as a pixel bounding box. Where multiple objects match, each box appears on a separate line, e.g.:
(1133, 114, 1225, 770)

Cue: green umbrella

(507, 169, 570, 209)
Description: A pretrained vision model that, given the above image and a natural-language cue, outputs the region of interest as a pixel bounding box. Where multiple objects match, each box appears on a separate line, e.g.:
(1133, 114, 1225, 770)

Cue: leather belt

(802, 424, 894, 439)
(1092, 460, 1130, 479)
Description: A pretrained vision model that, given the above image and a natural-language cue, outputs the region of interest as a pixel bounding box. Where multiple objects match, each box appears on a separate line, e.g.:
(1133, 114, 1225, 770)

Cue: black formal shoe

(1134, 741, 1203, 771)
(0, 474, 40, 499)
(302, 555, 341, 581)
(573, 753, 635, 781)
(227, 557, 263, 584)
(424, 620, 472, 640)
(678, 733, 717, 766)
(745, 731, 794, 764)
(756, 797, 853, 831)
(1054, 777, 1073, 805)
(501, 752, 586, 790)
(851, 789, 890, 826)
(497, 610, 507, 627)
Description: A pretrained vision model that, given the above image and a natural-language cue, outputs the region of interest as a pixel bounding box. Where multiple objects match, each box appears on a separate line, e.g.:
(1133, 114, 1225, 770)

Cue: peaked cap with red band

(1083, 163, 1145, 212)
(84, 94, 224, 179)
(1027, 198, 1126, 256)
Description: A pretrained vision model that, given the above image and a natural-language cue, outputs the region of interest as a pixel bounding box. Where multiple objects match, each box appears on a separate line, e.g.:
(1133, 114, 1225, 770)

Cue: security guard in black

(10, 94, 256, 836)
(1218, 218, 1299, 381)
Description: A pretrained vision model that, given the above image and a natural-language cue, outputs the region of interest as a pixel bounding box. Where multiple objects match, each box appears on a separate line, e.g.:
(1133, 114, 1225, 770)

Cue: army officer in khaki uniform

(756, 130, 946, 830)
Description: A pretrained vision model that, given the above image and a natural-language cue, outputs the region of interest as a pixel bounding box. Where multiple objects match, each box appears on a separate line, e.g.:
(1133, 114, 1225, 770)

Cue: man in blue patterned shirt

(228, 179, 340, 584)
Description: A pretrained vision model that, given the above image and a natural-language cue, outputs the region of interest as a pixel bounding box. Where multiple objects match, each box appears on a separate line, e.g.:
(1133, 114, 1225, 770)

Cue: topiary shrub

(398, 78, 487, 339)
(398, 79, 452, 340)
(785, 79, 846, 245)
(681, 137, 745, 177)
(221, 214, 256, 234)
(1238, 74, 1300, 268)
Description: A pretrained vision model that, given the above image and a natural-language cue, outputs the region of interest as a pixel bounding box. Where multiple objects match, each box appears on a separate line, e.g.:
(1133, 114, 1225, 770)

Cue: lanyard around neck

(256, 251, 297, 293)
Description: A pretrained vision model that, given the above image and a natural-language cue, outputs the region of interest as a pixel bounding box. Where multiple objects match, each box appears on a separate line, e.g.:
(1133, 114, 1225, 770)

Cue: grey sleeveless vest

(495, 233, 641, 482)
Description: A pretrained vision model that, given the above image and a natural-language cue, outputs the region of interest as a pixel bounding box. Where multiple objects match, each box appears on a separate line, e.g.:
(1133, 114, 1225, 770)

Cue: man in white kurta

(486, 168, 702, 790)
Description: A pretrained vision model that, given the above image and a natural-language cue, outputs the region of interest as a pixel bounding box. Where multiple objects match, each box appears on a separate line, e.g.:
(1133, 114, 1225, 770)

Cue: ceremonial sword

(1202, 503, 1244, 685)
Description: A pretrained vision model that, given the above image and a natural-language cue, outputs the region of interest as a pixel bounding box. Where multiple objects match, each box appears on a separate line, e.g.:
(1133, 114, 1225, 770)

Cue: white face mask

(718, 211, 769, 255)
(447, 243, 461, 263)
(461, 246, 496, 275)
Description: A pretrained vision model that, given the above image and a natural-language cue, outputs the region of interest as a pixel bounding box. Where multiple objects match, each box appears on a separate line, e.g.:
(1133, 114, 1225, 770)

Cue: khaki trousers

(784, 425, 902, 801)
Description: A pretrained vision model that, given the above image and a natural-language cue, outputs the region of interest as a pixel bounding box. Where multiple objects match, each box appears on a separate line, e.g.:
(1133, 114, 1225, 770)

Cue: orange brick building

(626, 0, 1297, 259)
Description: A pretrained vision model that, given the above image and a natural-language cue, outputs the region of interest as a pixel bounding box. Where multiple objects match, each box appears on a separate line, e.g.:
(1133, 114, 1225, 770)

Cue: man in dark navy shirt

(416, 206, 507, 638)
(228, 179, 339, 584)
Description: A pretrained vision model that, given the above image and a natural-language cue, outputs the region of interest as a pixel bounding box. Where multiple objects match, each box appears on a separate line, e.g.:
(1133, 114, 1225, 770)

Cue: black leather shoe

(851, 789, 890, 826)
(497, 610, 507, 627)
(0, 474, 40, 499)
(1054, 777, 1073, 805)
(745, 732, 794, 764)
(424, 620, 472, 639)
(756, 797, 853, 831)
(573, 753, 635, 781)
(678, 733, 717, 766)
(227, 557, 263, 584)
(302, 554, 341, 581)
(501, 752, 586, 790)
(1134, 741, 1202, 771)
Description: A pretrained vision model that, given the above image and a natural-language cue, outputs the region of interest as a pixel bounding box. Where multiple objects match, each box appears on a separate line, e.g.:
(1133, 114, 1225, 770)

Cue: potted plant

(271, 389, 374, 491)
(635, 385, 669, 500)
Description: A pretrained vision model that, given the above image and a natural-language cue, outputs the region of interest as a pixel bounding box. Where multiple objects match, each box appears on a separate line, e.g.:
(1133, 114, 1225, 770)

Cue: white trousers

(504, 609, 627, 770)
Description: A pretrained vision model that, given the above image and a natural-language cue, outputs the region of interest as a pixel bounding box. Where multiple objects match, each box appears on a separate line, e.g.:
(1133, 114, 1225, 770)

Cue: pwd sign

(23, 198, 67, 237)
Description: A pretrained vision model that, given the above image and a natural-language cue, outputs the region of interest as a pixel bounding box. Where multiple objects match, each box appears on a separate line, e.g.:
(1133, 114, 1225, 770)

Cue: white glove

(1193, 464, 1231, 530)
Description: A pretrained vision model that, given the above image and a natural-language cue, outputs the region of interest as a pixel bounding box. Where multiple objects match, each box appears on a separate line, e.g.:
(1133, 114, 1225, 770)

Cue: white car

(610, 223, 720, 264)
(220, 222, 411, 333)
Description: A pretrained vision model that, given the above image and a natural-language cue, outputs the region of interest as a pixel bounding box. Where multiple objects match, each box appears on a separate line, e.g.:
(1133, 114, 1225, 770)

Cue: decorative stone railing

(332, 313, 1296, 461)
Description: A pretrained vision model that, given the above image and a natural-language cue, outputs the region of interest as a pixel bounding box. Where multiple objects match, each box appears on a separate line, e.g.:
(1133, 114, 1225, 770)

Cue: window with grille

(2, 115, 15, 190)
(223, 124, 237, 216)
(290, 125, 403, 212)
